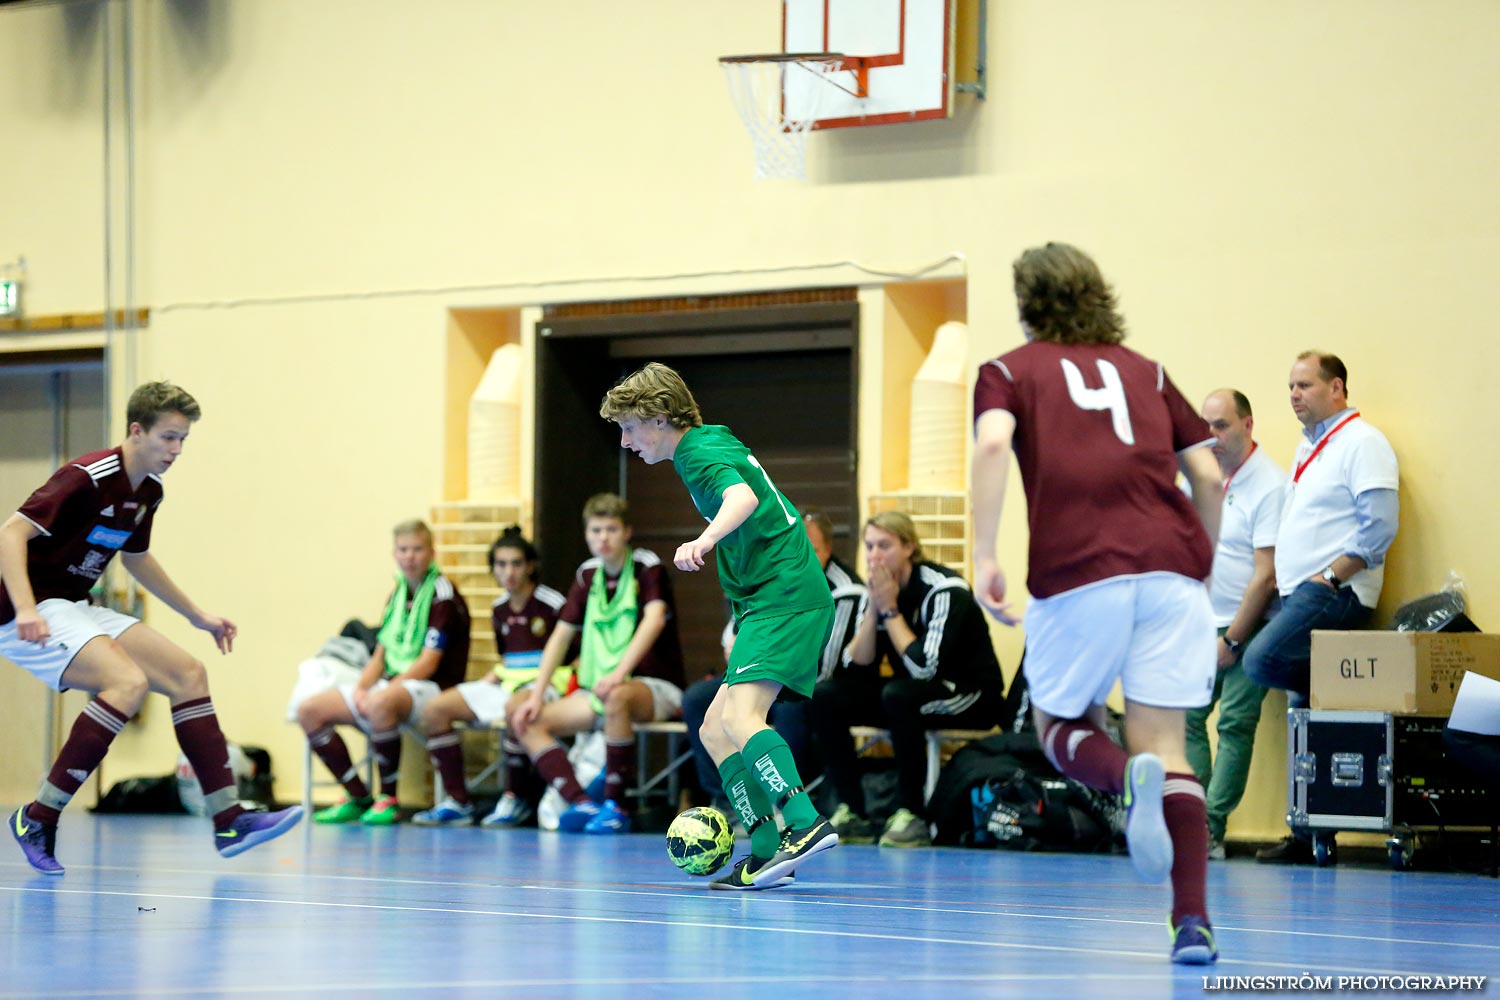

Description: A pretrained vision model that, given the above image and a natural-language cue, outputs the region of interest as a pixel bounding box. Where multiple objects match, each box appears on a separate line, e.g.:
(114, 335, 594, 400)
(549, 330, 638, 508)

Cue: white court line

(0, 971, 1170, 999)
(0, 884, 1476, 980)
(22, 861, 1499, 954)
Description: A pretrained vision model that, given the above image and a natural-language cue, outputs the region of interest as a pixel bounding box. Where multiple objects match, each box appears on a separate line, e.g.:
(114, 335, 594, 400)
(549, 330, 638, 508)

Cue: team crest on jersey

(531, 617, 547, 636)
(68, 550, 110, 580)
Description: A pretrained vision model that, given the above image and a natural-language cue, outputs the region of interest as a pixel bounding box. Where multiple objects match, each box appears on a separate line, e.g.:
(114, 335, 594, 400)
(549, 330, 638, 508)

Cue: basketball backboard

(783, 0, 956, 130)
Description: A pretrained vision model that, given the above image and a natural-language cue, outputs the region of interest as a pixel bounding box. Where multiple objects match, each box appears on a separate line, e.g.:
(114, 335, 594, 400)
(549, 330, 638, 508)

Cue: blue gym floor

(3, 812, 1497, 999)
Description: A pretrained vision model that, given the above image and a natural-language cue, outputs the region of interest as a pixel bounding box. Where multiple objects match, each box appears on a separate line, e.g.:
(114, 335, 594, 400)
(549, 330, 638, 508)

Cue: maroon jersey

(973, 341, 1214, 598)
(382, 575, 470, 690)
(491, 584, 566, 669)
(1, 448, 161, 625)
(560, 549, 685, 688)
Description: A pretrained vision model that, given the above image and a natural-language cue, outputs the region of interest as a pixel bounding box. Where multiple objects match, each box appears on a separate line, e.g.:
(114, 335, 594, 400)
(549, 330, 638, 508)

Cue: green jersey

(673, 425, 832, 622)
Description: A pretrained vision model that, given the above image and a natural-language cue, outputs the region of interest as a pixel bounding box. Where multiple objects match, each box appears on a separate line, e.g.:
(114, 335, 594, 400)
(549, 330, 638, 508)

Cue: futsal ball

(666, 806, 735, 876)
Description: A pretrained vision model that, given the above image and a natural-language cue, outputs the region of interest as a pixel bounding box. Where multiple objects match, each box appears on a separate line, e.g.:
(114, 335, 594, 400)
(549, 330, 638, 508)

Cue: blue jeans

(1241, 581, 1374, 705)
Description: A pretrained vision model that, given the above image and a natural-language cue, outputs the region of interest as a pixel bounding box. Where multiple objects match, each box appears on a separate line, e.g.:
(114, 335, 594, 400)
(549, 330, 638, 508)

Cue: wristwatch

(1222, 635, 1242, 654)
(1321, 566, 1343, 588)
(877, 608, 900, 622)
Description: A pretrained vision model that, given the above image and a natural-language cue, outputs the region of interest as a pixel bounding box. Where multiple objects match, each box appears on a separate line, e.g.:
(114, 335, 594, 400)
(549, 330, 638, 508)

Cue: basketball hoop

(719, 52, 866, 180)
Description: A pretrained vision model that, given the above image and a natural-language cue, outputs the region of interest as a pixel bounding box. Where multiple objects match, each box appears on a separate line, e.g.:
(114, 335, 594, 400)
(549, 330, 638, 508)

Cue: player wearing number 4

(970, 244, 1224, 963)
(600, 363, 838, 890)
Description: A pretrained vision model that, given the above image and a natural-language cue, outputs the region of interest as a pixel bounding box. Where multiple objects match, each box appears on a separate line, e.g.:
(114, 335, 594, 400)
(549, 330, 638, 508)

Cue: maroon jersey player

(415, 527, 568, 829)
(296, 519, 470, 826)
(969, 243, 1223, 965)
(0, 381, 302, 875)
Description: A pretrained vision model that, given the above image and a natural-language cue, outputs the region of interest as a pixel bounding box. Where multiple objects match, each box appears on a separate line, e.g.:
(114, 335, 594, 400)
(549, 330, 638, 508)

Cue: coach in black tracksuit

(809, 510, 1006, 848)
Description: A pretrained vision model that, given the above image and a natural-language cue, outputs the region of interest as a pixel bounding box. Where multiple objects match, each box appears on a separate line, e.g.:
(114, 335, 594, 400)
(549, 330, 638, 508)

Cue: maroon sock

(30, 697, 131, 825)
(503, 737, 538, 800)
(427, 730, 468, 805)
(533, 743, 587, 804)
(171, 697, 244, 830)
(1164, 773, 1210, 923)
(370, 729, 403, 798)
(604, 737, 634, 806)
(1041, 719, 1128, 795)
(308, 726, 371, 800)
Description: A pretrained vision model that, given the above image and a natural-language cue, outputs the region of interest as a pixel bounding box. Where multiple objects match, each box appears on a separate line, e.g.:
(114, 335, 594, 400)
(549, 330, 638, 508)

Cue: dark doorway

(532, 295, 858, 681)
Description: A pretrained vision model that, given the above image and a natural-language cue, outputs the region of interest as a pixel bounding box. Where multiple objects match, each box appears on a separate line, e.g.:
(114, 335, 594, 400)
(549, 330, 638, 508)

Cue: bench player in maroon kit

(970, 244, 1223, 964)
(0, 381, 303, 874)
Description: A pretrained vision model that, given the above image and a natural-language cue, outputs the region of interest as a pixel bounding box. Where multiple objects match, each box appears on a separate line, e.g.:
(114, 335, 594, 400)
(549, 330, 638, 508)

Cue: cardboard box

(1311, 631, 1500, 715)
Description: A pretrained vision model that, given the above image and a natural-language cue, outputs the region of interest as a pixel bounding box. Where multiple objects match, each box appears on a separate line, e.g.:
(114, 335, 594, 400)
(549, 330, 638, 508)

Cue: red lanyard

(1293, 412, 1360, 483)
(1222, 441, 1258, 494)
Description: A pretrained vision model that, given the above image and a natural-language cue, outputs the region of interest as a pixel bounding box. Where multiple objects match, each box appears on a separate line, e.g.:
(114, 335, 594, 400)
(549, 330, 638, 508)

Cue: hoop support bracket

(953, 0, 988, 100)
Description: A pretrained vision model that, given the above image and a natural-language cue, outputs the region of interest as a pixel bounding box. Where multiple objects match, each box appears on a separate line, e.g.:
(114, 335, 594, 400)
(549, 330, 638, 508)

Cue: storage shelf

(868, 491, 970, 579)
(431, 501, 530, 683)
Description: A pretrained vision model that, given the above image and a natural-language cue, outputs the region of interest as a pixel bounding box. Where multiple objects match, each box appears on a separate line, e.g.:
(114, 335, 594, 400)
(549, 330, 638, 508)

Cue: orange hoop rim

(718, 52, 869, 100)
(719, 51, 851, 65)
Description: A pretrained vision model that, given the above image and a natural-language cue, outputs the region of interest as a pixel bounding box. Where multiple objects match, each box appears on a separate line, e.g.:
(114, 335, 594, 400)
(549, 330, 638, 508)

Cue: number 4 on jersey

(1061, 359, 1135, 446)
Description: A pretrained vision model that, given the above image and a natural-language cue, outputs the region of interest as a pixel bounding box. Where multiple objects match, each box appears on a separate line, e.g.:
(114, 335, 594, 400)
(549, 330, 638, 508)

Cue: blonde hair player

(600, 362, 838, 889)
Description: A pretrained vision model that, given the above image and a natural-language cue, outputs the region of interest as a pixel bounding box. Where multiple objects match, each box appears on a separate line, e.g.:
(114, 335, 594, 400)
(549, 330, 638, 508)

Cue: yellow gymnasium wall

(3, 3, 1499, 837)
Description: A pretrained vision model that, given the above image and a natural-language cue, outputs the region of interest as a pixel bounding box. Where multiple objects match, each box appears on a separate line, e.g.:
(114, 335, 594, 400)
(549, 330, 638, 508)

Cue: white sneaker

(411, 797, 475, 827)
(1123, 753, 1172, 882)
(481, 793, 535, 828)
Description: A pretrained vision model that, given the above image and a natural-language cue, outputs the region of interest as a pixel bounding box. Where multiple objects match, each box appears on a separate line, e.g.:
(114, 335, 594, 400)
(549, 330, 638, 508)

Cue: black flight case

(1287, 709, 1495, 869)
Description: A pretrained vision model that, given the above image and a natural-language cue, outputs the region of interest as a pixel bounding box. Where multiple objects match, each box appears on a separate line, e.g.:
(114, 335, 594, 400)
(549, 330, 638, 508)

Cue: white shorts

(455, 677, 558, 726)
(337, 677, 442, 734)
(1023, 572, 1216, 719)
(0, 598, 140, 692)
(574, 676, 683, 728)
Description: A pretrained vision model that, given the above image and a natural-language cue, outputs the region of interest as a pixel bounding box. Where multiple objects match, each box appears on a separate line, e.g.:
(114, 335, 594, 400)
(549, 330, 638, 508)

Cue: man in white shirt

(1186, 390, 1284, 860)
(1243, 352, 1400, 864)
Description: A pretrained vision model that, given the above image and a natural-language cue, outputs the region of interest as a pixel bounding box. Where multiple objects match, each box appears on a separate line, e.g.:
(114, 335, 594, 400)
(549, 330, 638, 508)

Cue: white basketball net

(720, 56, 845, 180)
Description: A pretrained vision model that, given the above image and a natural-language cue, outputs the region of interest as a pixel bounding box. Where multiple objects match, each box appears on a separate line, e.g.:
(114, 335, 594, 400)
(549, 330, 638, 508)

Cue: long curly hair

(1013, 243, 1127, 345)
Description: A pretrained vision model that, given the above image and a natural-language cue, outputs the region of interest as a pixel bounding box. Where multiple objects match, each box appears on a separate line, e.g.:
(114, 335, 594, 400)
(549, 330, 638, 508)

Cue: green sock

(718, 754, 779, 859)
(742, 728, 819, 831)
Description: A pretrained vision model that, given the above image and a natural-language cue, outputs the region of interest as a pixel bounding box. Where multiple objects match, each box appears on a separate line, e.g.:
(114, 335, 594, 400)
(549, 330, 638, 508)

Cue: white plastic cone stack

(468, 343, 521, 500)
(908, 321, 969, 490)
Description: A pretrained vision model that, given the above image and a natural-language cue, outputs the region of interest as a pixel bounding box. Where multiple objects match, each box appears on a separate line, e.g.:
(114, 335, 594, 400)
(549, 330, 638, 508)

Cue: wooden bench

(848, 726, 1001, 803)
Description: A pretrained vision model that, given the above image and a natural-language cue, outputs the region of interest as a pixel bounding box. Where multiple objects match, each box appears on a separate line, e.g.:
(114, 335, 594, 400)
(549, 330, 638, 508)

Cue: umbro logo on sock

(67, 769, 89, 782)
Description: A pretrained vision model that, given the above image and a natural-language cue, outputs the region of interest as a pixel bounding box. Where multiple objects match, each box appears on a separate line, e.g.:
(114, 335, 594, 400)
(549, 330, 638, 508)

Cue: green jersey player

(600, 362, 837, 889)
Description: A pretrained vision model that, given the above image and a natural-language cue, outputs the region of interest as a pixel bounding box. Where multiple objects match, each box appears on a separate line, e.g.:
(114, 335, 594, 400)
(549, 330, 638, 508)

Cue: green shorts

(725, 603, 834, 700)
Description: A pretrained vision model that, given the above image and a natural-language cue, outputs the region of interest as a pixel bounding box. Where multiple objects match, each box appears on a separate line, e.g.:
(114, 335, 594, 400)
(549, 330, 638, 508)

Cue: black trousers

(809, 670, 1001, 818)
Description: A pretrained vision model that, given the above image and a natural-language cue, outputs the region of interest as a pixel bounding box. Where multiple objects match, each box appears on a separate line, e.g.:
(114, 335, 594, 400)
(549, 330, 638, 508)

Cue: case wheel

(1312, 831, 1337, 867)
(1387, 830, 1417, 871)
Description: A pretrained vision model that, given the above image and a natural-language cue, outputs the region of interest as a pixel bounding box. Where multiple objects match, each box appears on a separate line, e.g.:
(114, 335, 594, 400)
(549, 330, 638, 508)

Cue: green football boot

(313, 795, 373, 824)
